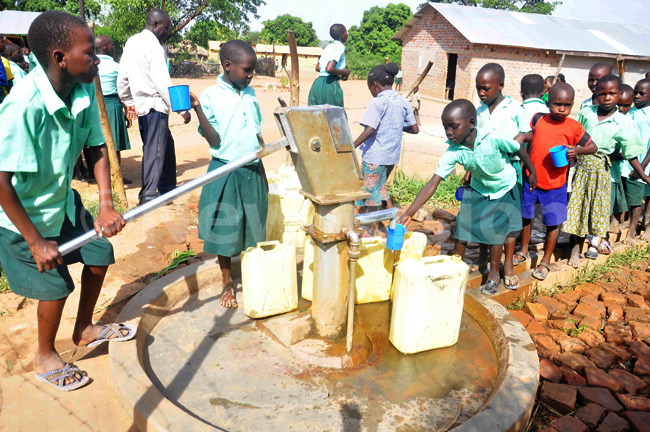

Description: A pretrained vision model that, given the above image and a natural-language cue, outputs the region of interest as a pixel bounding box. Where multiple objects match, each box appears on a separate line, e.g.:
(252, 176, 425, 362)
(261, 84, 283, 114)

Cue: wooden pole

(553, 53, 566, 83)
(88, 21, 128, 207)
(287, 30, 300, 107)
(402, 61, 433, 99)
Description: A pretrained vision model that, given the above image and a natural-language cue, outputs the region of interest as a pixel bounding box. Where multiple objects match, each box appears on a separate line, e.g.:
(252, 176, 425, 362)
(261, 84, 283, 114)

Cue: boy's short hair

(545, 75, 555, 84)
(443, 99, 476, 122)
(477, 63, 505, 83)
(367, 62, 399, 86)
(620, 84, 634, 96)
(521, 74, 545, 97)
(557, 73, 566, 83)
(548, 82, 575, 102)
(329, 24, 346, 41)
(219, 39, 256, 66)
(596, 74, 622, 91)
(28, 10, 87, 69)
(590, 62, 613, 75)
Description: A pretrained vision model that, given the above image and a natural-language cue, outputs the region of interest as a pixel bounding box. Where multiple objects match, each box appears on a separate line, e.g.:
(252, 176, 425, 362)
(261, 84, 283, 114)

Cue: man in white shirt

(117, 9, 190, 205)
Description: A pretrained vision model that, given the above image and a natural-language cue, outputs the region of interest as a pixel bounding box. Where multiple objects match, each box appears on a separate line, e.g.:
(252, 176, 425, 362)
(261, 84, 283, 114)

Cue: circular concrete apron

(109, 260, 539, 431)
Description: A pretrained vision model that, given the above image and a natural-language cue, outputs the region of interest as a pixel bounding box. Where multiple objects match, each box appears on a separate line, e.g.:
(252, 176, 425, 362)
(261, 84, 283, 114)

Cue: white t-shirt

(318, 41, 346, 77)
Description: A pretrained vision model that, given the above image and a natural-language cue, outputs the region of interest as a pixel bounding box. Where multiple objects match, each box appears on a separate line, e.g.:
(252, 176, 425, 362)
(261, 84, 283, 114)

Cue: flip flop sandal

(35, 363, 90, 392)
(504, 275, 520, 290)
(532, 263, 551, 281)
(512, 251, 530, 266)
(598, 240, 611, 255)
(480, 279, 500, 295)
(584, 245, 599, 260)
(87, 323, 137, 348)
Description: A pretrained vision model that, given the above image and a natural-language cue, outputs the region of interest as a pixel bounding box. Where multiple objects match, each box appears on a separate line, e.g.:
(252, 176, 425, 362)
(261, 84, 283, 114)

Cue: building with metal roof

(0, 10, 41, 35)
(393, 2, 650, 103)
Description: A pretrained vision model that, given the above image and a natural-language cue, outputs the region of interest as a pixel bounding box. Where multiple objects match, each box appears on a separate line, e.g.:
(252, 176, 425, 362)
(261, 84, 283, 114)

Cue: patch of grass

(388, 170, 462, 208)
(0, 270, 9, 294)
(505, 297, 526, 311)
(81, 192, 129, 219)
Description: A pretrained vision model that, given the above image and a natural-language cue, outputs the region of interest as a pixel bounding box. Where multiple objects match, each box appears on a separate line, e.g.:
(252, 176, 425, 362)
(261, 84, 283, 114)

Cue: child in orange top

(515, 83, 597, 280)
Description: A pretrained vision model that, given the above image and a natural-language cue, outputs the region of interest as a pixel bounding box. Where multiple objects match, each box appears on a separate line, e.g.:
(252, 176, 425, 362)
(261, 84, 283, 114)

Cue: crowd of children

(4, 8, 650, 395)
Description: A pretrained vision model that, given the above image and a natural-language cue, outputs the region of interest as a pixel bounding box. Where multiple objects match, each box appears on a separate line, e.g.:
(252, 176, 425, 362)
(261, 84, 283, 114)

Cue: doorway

(445, 53, 458, 100)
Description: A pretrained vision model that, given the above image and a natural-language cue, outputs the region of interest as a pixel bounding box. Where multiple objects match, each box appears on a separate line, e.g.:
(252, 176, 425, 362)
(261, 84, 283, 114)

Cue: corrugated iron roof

(393, 3, 650, 58)
(0, 11, 41, 35)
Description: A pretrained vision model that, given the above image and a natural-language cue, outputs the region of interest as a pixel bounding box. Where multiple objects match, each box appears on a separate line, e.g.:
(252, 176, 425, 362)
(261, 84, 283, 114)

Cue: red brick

(560, 338, 588, 355)
(537, 296, 568, 315)
(578, 386, 624, 411)
(628, 294, 649, 310)
(586, 348, 616, 370)
(603, 291, 629, 307)
(555, 353, 597, 372)
(597, 412, 631, 432)
(618, 395, 650, 412)
(622, 411, 650, 432)
(576, 283, 605, 298)
(526, 319, 548, 336)
(604, 326, 626, 345)
(562, 366, 587, 387)
(582, 316, 605, 332)
(540, 358, 563, 383)
(626, 308, 650, 324)
(635, 356, 650, 377)
(525, 302, 549, 323)
(578, 329, 606, 348)
(600, 343, 634, 363)
(532, 334, 561, 358)
(575, 302, 605, 319)
(631, 322, 650, 344)
(609, 369, 648, 394)
(607, 302, 626, 324)
(585, 367, 625, 393)
(550, 415, 588, 432)
(630, 341, 650, 359)
(540, 382, 577, 414)
(576, 403, 608, 428)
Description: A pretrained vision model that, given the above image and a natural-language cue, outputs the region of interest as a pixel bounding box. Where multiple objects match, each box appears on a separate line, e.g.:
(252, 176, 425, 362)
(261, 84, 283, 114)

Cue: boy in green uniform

(623, 79, 650, 243)
(516, 74, 549, 135)
(400, 100, 536, 295)
(308, 24, 350, 107)
(580, 63, 613, 110)
(0, 11, 133, 391)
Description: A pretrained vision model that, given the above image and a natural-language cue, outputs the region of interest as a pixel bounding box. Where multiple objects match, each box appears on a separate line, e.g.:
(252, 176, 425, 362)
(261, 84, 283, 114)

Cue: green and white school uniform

(516, 98, 549, 134)
(197, 75, 268, 257)
(565, 106, 644, 237)
(621, 106, 650, 205)
(97, 54, 131, 152)
(435, 128, 522, 245)
(0, 66, 114, 300)
(308, 40, 346, 107)
(477, 96, 523, 184)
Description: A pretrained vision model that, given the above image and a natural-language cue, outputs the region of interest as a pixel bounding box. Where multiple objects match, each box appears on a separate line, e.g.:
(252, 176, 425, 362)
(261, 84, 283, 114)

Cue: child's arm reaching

(398, 174, 443, 228)
(354, 126, 376, 148)
(0, 172, 62, 272)
(517, 143, 537, 191)
(190, 92, 221, 148)
(403, 124, 419, 134)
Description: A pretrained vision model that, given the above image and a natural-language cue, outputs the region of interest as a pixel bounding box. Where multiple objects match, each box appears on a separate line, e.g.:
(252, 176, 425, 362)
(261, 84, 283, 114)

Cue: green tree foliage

(185, 19, 235, 48)
(0, 0, 102, 20)
(97, 0, 262, 48)
(418, 0, 561, 14)
(259, 14, 319, 47)
(346, 3, 412, 62)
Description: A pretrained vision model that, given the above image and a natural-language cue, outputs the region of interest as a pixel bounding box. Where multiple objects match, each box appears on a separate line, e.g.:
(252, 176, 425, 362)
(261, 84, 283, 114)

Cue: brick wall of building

(400, 7, 560, 102)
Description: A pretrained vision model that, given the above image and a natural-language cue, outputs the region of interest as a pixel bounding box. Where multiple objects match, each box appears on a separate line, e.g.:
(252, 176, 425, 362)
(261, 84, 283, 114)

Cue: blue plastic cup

(387, 223, 407, 251)
(455, 186, 464, 201)
(550, 145, 568, 168)
(168, 85, 191, 112)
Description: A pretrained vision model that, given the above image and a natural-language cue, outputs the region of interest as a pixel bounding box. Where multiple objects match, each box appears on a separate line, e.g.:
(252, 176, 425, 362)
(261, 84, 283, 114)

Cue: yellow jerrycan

(355, 237, 394, 304)
(389, 255, 469, 354)
(266, 171, 314, 249)
(301, 238, 315, 301)
(390, 232, 427, 301)
(241, 240, 298, 319)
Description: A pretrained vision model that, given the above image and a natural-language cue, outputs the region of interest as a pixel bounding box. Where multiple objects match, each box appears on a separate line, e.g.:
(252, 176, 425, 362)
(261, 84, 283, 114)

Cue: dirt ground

(0, 70, 452, 430)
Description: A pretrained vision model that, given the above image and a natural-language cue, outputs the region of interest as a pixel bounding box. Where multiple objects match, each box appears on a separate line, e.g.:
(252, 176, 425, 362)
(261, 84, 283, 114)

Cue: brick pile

(511, 263, 650, 431)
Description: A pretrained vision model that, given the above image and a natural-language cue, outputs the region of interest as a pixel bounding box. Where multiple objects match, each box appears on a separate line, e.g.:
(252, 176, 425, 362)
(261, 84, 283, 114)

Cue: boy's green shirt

(0, 66, 106, 237)
(435, 127, 520, 200)
(577, 105, 643, 183)
(621, 105, 650, 182)
(476, 96, 520, 139)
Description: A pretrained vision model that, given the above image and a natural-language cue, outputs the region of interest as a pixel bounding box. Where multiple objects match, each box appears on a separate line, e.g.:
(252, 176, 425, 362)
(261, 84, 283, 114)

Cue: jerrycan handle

(256, 240, 281, 251)
(420, 256, 454, 283)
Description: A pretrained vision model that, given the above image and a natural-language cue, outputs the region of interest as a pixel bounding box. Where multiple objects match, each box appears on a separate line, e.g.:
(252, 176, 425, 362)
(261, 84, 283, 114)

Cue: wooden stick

(88, 22, 128, 207)
(402, 61, 433, 99)
(287, 30, 300, 107)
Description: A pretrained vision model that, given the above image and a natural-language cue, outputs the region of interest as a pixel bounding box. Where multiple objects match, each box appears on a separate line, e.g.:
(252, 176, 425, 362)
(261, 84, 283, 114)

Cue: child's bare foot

(609, 219, 621, 234)
(641, 229, 650, 242)
(34, 351, 83, 387)
(568, 244, 581, 268)
(220, 283, 238, 308)
(623, 237, 638, 246)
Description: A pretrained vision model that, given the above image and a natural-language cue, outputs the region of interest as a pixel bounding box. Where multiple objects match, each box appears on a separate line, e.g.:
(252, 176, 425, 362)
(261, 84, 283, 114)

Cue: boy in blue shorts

(514, 84, 596, 280)
(190, 40, 267, 309)
(0, 11, 132, 391)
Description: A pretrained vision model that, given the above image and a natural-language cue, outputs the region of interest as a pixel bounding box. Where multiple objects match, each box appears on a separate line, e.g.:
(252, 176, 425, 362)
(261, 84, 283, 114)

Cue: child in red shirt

(515, 83, 597, 280)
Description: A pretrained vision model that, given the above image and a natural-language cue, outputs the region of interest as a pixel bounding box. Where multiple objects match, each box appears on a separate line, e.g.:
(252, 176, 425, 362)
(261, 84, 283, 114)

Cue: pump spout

(354, 208, 399, 227)
(345, 229, 360, 352)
